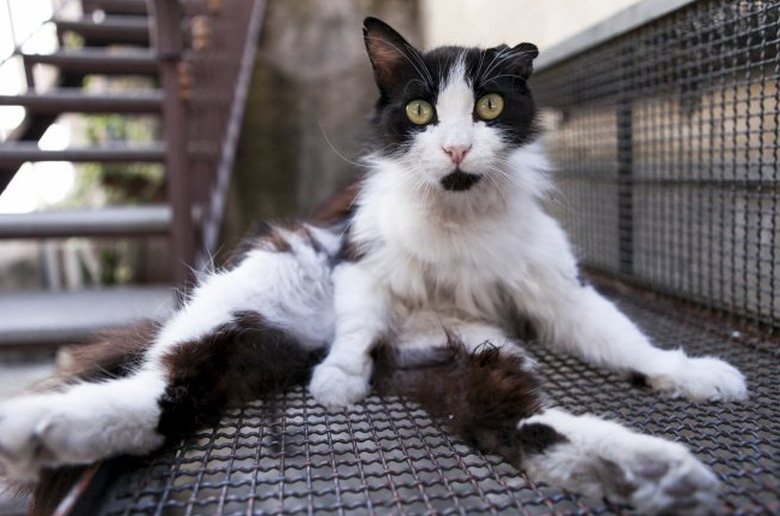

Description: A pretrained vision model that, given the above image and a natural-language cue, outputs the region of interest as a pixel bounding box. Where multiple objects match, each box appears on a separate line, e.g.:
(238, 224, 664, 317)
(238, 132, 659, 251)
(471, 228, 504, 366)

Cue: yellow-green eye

(475, 93, 504, 120)
(406, 99, 435, 125)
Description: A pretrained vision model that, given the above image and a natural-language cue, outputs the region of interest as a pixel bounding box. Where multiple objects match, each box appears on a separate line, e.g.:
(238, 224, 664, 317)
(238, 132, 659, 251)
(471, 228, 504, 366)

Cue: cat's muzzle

(441, 170, 482, 192)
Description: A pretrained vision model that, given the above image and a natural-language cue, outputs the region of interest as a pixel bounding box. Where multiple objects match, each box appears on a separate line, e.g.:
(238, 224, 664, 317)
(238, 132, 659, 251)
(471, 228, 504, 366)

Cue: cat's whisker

(480, 47, 510, 83)
(480, 49, 520, 84)
(489, 161, 570, 212)
(481, 49, 535, 85)
(475, 49, 487, 83)
(318, 121, 366, 168)
(486, 73, 529, 82)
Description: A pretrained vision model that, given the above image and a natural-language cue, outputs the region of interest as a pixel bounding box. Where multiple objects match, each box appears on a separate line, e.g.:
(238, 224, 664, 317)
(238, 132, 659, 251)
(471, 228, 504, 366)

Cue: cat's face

(363, 17, 539, 194)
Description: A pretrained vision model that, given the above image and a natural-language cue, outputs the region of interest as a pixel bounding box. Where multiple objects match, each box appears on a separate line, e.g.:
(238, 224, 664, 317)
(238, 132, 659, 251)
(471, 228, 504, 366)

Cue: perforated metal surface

(85, 285, 779, 516)
(534, 0, 780, 329)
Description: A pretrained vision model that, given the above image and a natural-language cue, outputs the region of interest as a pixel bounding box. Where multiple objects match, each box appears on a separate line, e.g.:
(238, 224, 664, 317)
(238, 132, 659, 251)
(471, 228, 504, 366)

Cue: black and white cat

(0, 18, 746, 515)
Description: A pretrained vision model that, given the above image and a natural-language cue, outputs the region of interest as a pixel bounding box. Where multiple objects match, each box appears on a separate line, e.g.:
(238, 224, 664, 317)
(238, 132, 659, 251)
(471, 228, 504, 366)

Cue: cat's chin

(440, 170, 482, 192)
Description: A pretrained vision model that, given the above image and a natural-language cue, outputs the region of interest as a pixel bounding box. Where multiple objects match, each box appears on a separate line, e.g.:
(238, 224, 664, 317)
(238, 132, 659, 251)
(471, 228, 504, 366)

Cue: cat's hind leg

(520, 409, 718, 515)
(0, 223, 337, 481)
(374, 322, 719, 515)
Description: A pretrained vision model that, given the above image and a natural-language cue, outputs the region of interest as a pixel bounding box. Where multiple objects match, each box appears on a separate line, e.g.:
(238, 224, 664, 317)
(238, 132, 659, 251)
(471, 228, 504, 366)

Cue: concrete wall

(222, 0, 421, 251)
(421, 0, 641, 50)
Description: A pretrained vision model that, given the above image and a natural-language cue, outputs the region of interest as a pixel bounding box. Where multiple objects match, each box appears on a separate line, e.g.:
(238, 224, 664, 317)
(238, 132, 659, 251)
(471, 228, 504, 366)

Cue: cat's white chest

(365, 208, 535, 321)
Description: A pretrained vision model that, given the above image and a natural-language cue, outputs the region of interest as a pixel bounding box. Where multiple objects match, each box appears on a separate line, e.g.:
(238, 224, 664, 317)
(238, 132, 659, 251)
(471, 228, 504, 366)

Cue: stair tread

(0, 141, 166, 163)
(56, 15, 151, 44)
(0, 88, 163, 113)
(56, 15, 151, 30)
(0, 286, 174, 346)
(23, 48, 157, 74)
(82, 0, 149, 16)
(0, 205, 172, 238)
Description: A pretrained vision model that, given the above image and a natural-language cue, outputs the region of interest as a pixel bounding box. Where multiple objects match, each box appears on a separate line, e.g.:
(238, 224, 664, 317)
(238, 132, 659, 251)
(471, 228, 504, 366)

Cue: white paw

(309, 361, 371, 408)
(601, 435, 719, 515)
(647, 355, 747, 402)
(523, 411, 719, 515)
(0, 395, 83, 481)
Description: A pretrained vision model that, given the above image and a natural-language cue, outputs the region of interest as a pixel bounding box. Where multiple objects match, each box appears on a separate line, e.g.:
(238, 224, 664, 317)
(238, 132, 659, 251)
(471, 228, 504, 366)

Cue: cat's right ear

(363, 17, 418, 91)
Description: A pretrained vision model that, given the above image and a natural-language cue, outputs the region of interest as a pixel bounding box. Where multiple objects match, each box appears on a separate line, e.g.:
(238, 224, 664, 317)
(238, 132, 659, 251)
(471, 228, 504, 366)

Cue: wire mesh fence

(534, 0, 780, 330)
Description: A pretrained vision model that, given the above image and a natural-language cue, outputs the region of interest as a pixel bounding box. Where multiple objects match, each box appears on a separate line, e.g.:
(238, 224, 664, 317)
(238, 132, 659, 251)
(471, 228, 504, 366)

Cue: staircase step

(23, 48, 158, 75)
(0, 142, 165, 165)
(56, 16, 151, 46)
(0, 88, 162, 113)
(82, 0, 149, 16)
(0, 286, 174, 348)
(0, 205, 171, 239)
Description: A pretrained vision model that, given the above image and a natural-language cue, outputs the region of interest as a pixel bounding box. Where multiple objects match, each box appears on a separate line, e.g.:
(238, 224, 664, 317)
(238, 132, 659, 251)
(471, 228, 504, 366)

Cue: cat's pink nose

(443, 145, 471, 165)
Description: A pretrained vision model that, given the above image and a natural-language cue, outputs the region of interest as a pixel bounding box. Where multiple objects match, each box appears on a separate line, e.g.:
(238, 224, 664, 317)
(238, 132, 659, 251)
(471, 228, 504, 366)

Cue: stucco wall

(421, 0, 642, 50)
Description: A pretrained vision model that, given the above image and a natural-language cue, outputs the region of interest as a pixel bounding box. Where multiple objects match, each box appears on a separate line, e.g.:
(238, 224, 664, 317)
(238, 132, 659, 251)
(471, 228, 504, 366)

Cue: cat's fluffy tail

(371, 337, 552, 462)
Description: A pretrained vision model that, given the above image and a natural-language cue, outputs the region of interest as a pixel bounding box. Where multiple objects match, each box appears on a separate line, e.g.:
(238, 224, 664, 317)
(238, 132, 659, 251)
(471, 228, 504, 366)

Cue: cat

(0, 17, 747, 515)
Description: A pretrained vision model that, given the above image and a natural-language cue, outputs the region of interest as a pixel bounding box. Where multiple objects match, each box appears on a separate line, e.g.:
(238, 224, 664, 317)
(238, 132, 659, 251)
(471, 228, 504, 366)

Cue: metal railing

(152, 0, 265, 287)
(533, 0, 780, 331)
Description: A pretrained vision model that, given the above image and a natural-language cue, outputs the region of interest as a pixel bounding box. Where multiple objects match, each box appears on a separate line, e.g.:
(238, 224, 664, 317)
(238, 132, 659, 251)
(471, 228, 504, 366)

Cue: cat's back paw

(525, 415, 719, 515)
(646, 355, 747, 402)
(0, 389, 163, 481)
(607, 439, 719, 515)
(0, 395, 67, 480)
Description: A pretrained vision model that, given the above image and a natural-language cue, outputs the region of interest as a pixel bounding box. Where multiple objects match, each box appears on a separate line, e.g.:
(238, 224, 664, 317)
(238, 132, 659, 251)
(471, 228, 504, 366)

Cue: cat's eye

(475, 93, 504, 120)
(406, 99, 435, 125)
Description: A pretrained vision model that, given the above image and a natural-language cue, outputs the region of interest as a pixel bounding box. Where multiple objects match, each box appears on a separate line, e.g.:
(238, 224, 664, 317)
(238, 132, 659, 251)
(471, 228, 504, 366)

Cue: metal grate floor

(83, 286, 779, 515)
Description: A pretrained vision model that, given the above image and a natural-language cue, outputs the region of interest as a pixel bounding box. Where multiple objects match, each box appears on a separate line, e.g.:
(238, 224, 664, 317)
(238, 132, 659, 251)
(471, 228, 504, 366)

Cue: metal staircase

(0, 0, 266, 348)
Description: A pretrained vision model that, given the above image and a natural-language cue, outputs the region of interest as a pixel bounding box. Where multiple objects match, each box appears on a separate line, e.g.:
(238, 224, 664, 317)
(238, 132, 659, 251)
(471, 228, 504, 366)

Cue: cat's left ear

(507, 42, 539, 79)
(363, 17, 422, 92)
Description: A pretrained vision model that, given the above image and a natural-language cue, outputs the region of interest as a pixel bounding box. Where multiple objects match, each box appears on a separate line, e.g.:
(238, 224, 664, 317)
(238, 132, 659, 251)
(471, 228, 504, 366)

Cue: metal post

(617, 46, 634, 275)
(152, 0, 194, 295)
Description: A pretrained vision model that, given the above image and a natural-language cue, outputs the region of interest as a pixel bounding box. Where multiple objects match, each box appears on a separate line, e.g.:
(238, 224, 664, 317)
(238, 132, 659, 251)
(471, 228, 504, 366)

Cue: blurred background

(0, 0, 640, 301)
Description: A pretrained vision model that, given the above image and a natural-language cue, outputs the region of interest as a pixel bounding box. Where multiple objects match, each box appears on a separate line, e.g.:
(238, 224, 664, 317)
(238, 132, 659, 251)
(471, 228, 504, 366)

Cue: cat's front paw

(309, 361, 371, 408)
(647, 355, 747, 402)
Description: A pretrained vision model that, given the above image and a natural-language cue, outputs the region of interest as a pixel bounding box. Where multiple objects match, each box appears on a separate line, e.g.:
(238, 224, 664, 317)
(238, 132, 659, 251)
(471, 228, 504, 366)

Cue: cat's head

(363, 17, 540, 195)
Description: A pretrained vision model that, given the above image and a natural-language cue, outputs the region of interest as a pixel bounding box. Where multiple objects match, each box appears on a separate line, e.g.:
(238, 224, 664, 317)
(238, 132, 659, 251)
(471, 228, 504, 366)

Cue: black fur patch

(517, 422, 567, 456)
(440, 170, 482, 192)
(630, 371, 649, 388)
(372, 338, 563, 463)
(157, 311, 324, 438)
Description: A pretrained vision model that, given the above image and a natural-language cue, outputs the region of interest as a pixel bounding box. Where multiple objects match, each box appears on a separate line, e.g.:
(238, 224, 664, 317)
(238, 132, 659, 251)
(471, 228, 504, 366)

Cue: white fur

(0, 228, 338, 480)
(521, 409, 719, 515)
